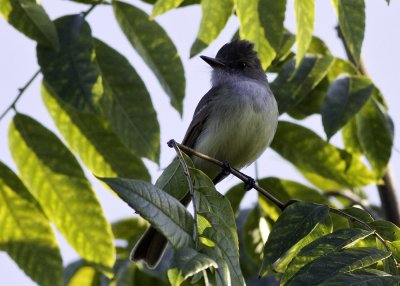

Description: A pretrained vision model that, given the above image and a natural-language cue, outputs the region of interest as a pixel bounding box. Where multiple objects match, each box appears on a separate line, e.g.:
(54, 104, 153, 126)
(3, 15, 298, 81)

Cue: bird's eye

(238, 62, 247, 69)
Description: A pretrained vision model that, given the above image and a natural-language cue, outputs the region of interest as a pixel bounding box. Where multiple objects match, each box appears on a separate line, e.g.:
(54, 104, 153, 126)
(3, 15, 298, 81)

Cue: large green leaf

(42, 81, 150, 180)
(0, 0, 58, 49)
(64, 260, 101, 286)
(167, 248, 217, 286)
(0, 162, 62, 286)
(282, 228, 374, 284)
(271, 55, 334, 114)
(258, 0, 287, 51)
(271, 121, 377, 188)
(356, 98, 394, 177)
(151, 0, 183, 17)
(288, 248, 391, 285)
(342, 117, 363, 155)
(320, 269, 400, 285)
(294, 0, 315, 65)
(369, 220, 400, 242)
(94, 38, 160, 163)
(321, 75, 373, 139)
(332, 0, 365, 66)
(113, 1, 185, 114)
(260, 201, 332, 276)
(100, 177, 194, 249)
(190, 0, 233, 57)
(192, 168, 244, 285)
(37, 15, 102, 113)
(236, 0, 276, 69)
(8, 114, 115, 273)
(258, 177, 329, 221)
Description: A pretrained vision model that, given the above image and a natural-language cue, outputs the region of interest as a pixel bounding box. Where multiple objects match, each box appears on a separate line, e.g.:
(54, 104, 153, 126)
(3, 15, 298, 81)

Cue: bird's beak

(200, 56, 226, 69)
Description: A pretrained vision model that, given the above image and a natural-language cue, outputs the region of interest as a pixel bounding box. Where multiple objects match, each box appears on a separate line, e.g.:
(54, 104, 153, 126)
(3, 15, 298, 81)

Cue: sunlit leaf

(236, 0, 276, 69)
(271, 121, 377, 188)
(100, 177, 194, 249)
(332, 0, 365, 66)
(42, 81, 150, 180)
(0, 0, 58, 49)
(37, 15, 102, 113)
(113, 1, 185, 114)
(321, 75, 373, 139)
(356, 98, 394, 177)
(190, 0, 233, 57)
(8, 114, 115, 274)
(0, 162, 62, 286)
(94, 38, 160, 163)
(192, 168, 245, 285)
(271, 55, 334, 114)
(369, 220, 400, 241)
(260, 201, 332, 276)
(342, 118, 363, 155)
(282, 228, 374, 284)
(168, 248, 217, 286)
(64, 260, 101, 286)
(151, 0, 183, 17)
(294, 0, 315, 65)
(288, 248, 391, 285)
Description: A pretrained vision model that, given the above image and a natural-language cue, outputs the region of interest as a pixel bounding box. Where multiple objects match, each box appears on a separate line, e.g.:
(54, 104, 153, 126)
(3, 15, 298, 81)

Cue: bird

(131, 39, 279, 268)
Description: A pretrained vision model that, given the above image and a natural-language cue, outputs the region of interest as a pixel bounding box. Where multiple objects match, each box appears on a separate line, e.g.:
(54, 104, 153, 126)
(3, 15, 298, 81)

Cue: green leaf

(236, 0, 276, 69)
(288, 248, 391, 285)
(100, 177, 194, 249)
(321, 269, 400, 285)
(260, 201, 332, 276)
(111, 217, 149, 259)
(321, 75, 373, 139)
(308, 35, 331, 56)
(332, 0, 365, 66)
(8, 114, 115, 274)
(42, 81, 150, 180)
(0, 162, 62, 286)
(64, 260, 101, 286)
(356, 98, 394, 177)
(116, 261, 169, 286)
(94, 38, 161, 163)
(151, 0, 183, 17)
(37, 15, 103, 114)
(155, 157, 193, 201)
(342, 118, 363, 155)
(327, 57, 358, 81)
(258, 177, 329, 221)
(167, 248, 217, 286)
(258, 0, 287, 51)
(242, 205, 267, 265)
(369, 220, 400, 241)
(282, 228, 374, 284)
(294, 0, 315, 65)
(190, 0, 233, 57)
(0, 0, 58, 49)
(271, 121, 377, 188)
(113, 1, 185, 114)
(224, 183, 246, 216)
(192, 168, 244, 285)
(271, 55, 334, 114)
(343, 207, 374, 225)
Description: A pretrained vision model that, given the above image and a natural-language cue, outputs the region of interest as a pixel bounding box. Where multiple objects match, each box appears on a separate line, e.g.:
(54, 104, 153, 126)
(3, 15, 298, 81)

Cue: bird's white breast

(193, 77, 278, 179)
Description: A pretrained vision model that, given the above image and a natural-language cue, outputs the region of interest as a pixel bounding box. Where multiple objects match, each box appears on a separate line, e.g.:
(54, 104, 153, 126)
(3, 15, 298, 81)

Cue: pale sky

(1, 0, 399, 284)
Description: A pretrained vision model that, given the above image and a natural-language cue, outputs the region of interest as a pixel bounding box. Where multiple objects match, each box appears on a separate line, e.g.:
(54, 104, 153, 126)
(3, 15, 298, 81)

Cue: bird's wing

(182, 86, 221, 148)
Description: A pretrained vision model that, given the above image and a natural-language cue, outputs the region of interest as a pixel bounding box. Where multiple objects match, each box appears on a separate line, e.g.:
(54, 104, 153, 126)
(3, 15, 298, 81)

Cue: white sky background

(0, 0, 399, 284)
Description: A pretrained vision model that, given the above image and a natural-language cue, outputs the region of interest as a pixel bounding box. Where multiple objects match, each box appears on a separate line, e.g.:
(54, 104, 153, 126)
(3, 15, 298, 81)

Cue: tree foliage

(0, 0, 398, 285)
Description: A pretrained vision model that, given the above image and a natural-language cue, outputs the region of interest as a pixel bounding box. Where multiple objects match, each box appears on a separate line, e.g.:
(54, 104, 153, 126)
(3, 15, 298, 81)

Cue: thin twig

(167, 140, 199, 246)
(169, 141, 285, 210)
(0, 70, 41, 121)
(325, 189, 378, 219)
(0, 4, 100, 123)
(336, 25, 400, 226)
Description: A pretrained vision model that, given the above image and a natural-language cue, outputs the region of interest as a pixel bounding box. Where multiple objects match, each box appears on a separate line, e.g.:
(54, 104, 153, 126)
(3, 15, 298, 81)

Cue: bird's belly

(193, 101, 277, 179)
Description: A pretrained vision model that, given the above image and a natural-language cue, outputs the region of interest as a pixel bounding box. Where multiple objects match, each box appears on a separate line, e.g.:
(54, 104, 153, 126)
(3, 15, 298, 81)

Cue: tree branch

(336, 25, 400, 226)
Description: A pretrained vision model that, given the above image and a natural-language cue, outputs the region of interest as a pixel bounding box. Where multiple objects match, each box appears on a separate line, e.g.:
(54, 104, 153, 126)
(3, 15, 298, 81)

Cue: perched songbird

(132, 40, 279, 268)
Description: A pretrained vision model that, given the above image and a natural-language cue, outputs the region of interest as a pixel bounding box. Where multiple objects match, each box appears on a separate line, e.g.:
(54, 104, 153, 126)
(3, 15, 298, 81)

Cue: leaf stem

(168, 140, 285, 210)
(167, 140, 199, 246)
